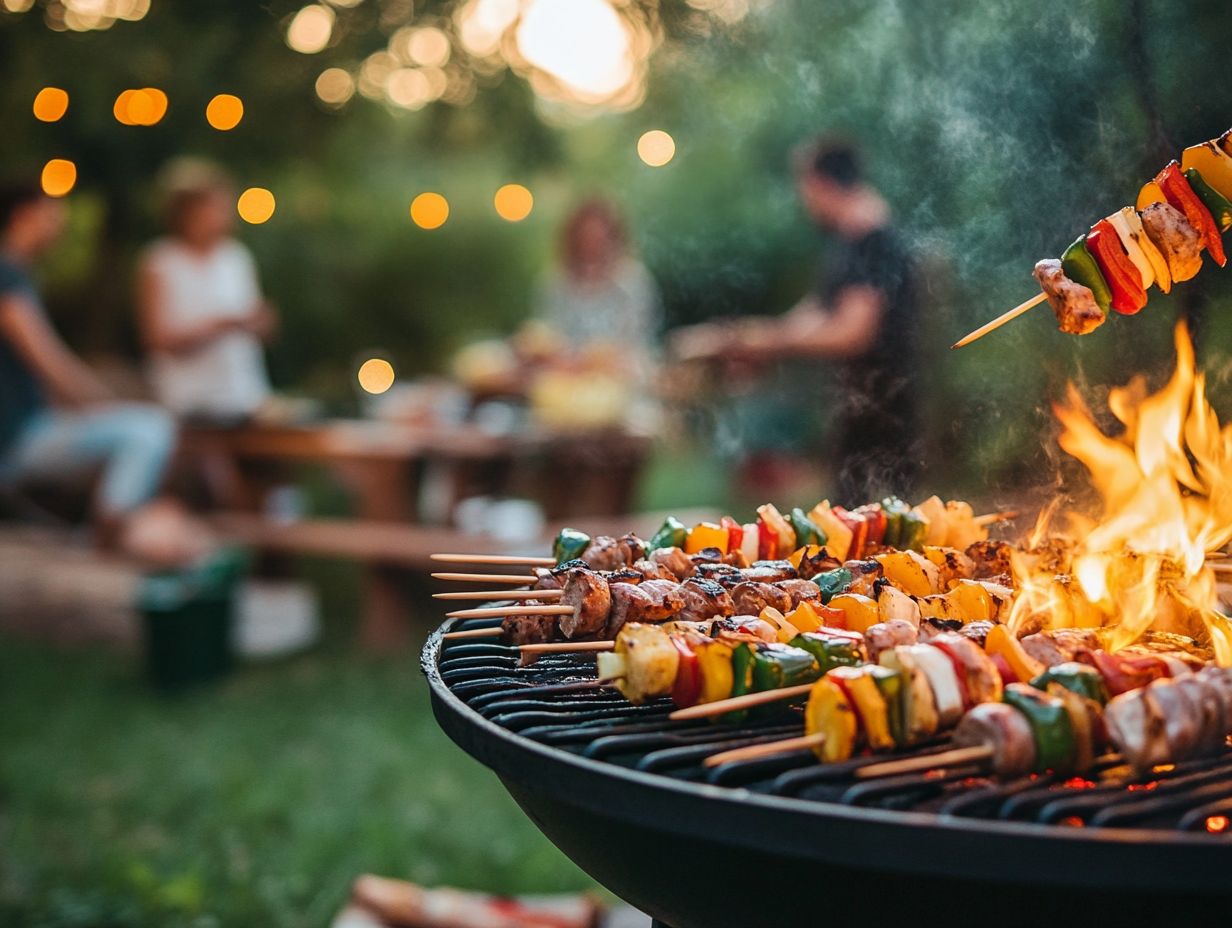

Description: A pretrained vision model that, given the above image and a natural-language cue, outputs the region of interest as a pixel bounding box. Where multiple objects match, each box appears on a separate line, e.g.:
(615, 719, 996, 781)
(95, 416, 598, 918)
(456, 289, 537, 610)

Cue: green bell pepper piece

(868, 665, 907, 749)
(1003, 683, 1077, 774)
(723, 643, 756, 724)
(789, 632, 863, 674)
(789, 508, 826, 549)
(1184, 167, 1232, 232)
(552, 528, 591, 565)
(1061, 235, 1112, 317)
(812, 567, 853, 604)
(750, 643, 822, 693)
(1030, 662, 1110, 707)
(646, 516, 687, 552)
(880, 497, 910, 548)
(898, 511, 927, 551)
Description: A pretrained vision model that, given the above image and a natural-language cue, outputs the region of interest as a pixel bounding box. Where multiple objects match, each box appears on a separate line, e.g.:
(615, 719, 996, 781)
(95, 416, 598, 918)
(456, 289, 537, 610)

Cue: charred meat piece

(958, 620, 996, 647)
(711, 615, 778, 644)
(722, 549, 751, 569)
(501, 606, 559, 646)
(581, 536, 623, 571)
(605, 580, 685, 637)
(964, 540, 1013, 580)
(730, 581, 793, 616)
(631, 559, 674, 581)
(864, 619, 919, 663)
(1034, 258, 1105, 335)
(650, 546, 694, 581)
(919, 617, 963, 641)
(692, 562, 745, 588)
(1141, 201, 1204, 282)
(531, 567, 564, 591)
(1020, 628, 1100, 668)
(776, 578, 822, 608)
(954, 702, 1037, 779)
(616, 532, 648, 565)
(743, 560, 799, 583)
(677, 577, 735, 622)
(843, 560, 884, 597)
(795, 547, 842, 580)
(558, 568, 612, 639)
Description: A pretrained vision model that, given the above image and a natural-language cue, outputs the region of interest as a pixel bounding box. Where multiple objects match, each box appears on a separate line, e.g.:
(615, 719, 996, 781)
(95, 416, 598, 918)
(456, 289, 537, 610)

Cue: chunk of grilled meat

(1034, 258, 1105, 335)
(1141, 201, 1204, 283)
(795, 547, 842, 580)
(730, 580, 793, 616)
(605, 580, 686, 637)
(501, 604, 559, 646)
(965, 540, 1013, 580)
(1020, 628, 1100, 667)
(691, 562, 745, 588)
(558, 568, 612, 639)
(631, 559, 677, 582)
(742, 560, 800, 583)
(776, 578, 822, 608)
(649, 546, 694, 581)
(677, 577, 735, 623)
(582, 533, 648, 571)
(864, 619, 919, 663)
(843, 559, 884, 597)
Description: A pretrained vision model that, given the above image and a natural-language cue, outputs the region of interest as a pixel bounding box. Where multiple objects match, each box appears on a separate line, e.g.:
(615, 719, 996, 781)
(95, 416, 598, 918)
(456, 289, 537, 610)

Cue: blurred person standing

(0, 181, 204, 565)
(674, 137, 921, 502)
(137, 160, 275, 424)
(538, 199, 662, 377)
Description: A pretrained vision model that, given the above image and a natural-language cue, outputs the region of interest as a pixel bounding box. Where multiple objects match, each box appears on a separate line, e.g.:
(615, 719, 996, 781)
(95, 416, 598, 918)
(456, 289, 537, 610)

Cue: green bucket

(138, 548, 249, 692)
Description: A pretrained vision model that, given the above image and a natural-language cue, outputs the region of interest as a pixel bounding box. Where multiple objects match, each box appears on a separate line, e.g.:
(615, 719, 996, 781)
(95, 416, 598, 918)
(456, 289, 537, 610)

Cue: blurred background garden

(3, 0, 1232, 925)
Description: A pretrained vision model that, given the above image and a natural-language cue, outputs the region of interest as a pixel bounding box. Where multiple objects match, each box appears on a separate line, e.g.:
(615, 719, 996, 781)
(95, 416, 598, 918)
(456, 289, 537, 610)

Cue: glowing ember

(1206, 815, 1229, 834)
(1009, 323, 1232, 665)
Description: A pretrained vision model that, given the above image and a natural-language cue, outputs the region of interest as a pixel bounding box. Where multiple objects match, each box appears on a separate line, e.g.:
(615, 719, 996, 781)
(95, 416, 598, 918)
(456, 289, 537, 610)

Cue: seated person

(0, 181, 205, 566)
(137, 159, 276, 424)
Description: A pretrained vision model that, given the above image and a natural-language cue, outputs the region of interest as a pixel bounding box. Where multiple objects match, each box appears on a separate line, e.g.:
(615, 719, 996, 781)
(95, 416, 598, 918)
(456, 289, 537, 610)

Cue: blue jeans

(0, 404, 176, 516)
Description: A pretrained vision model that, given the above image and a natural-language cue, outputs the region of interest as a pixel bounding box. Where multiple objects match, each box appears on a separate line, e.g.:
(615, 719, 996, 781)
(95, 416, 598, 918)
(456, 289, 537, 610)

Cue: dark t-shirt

(0, 256, 47, 457)
(818, 226, 921, 498)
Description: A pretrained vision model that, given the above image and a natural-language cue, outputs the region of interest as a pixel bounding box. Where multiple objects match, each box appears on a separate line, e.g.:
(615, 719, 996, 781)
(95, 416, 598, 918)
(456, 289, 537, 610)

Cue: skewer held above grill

(432, 553, 557, 567)
(668, 682, 815, 721)
(446, 604, 575, 619)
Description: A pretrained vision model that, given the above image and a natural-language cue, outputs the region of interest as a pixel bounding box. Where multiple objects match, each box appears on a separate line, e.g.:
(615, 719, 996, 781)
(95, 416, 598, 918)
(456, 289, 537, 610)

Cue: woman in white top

(137, 161, 275, 422)
(538, 199, 662, 376)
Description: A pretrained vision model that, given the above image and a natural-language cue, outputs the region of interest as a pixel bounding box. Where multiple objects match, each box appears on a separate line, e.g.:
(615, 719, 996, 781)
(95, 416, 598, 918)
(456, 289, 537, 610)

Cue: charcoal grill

(424, 618, 1232, 928)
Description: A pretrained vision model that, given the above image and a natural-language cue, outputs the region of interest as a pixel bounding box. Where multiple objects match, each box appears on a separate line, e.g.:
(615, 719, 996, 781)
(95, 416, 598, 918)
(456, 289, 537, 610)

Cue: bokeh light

(32, 87, 69, 122)
(515, 0, 641, 104)
(286, 4, 334, 54)
(2, 0, 35, 11)
(205, 93, 244, 130)
(40, 159, 77, 197)
(357, 358, 396, 395)
(315, 67, 355, 106)
(456, 0, 520, 58)
(113, 88, 167, 126)
(236, 187, 276, 224)
(637, 129, 676, 167)
(410, 192, 449, 229)
(493, 184, 534, 222)
(407, 27, 451, 67)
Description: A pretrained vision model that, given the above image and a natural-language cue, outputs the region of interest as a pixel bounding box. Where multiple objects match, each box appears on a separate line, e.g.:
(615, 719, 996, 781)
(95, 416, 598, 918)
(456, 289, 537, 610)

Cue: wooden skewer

(431, 572, 538, 585)
(518, 640, 615, 654)
(1210, 564, 1232, 575)
(433, 589, 565, 601)
(668, 682, 815, 721)
(441, 627, 505, 640)
(704, 733, 827, 768)
(432, 553, 556, 567)
(974, 510, 1019, 527)
(445, 604, 575, 619)
(854, 744, 994, 779)
(951, 291, 1049, 350)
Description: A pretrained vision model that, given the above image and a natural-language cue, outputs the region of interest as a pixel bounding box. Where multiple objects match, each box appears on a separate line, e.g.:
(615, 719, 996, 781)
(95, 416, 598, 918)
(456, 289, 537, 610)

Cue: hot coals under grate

(425, 620, 1232, 928)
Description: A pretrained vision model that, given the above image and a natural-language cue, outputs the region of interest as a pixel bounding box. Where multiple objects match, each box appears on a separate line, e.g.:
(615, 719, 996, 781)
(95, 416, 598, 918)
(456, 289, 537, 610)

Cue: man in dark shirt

(0, 181, 201, 564)
(674, 137, 921, 502)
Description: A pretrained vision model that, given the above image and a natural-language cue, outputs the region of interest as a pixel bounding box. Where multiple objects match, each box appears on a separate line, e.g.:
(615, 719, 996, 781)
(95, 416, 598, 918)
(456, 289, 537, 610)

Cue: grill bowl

(424, 623, 1232, 928)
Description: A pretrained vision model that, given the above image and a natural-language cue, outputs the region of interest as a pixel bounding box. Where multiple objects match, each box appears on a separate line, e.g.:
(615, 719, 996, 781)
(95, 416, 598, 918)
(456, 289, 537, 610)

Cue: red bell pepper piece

(670, 636, 702, 708)
(989, 652, 1017, 687)
(854, 504, 887, 549)
(1087, 650, 1169, 697)
(831, 507, 868, 560)
(720, 516, 743, 556)
(1157, 160, 1227, 267)
(757, 518, 777, 560)
(815, 607, 850, 630)
(1087, 219, 1147, 314)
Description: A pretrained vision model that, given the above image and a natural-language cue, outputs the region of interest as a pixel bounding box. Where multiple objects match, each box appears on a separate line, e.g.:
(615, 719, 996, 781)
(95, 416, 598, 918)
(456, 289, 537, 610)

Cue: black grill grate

(441, 621, 1232, 835)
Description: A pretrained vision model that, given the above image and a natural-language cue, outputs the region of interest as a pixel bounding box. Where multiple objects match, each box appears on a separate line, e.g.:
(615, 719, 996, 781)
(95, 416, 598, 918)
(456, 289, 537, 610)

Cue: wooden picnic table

(181, 419, 652, 647)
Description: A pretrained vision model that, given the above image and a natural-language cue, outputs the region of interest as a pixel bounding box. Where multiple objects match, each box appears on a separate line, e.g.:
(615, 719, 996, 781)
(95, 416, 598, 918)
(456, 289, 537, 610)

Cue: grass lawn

(0, 630, 594, 927)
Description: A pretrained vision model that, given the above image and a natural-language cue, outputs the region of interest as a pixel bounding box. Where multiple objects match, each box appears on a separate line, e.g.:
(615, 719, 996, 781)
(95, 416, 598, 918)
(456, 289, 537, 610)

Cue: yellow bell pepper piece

(874, 550, 936, 597)
(946, 579, 995, 621)
(788, 544, 826, 569)
(827, 593, 879, 635)
(984, 624, 1044, 684)
(808, 501, 853, 561)
(684, 522, 729, 555)
(695, 640, 734, 704)
(1136, 180, 1168, 212)
(785, 601, 823, 633)
(1182, 141, 1232, 200)
(804, 677, 857, 763)
(759, 607, 800, 644)
(829, 666, 894, 751)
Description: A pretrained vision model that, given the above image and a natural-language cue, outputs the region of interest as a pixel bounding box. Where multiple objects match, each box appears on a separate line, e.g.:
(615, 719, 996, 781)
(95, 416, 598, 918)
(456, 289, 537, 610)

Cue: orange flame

(1010, 323, 1232, 665)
